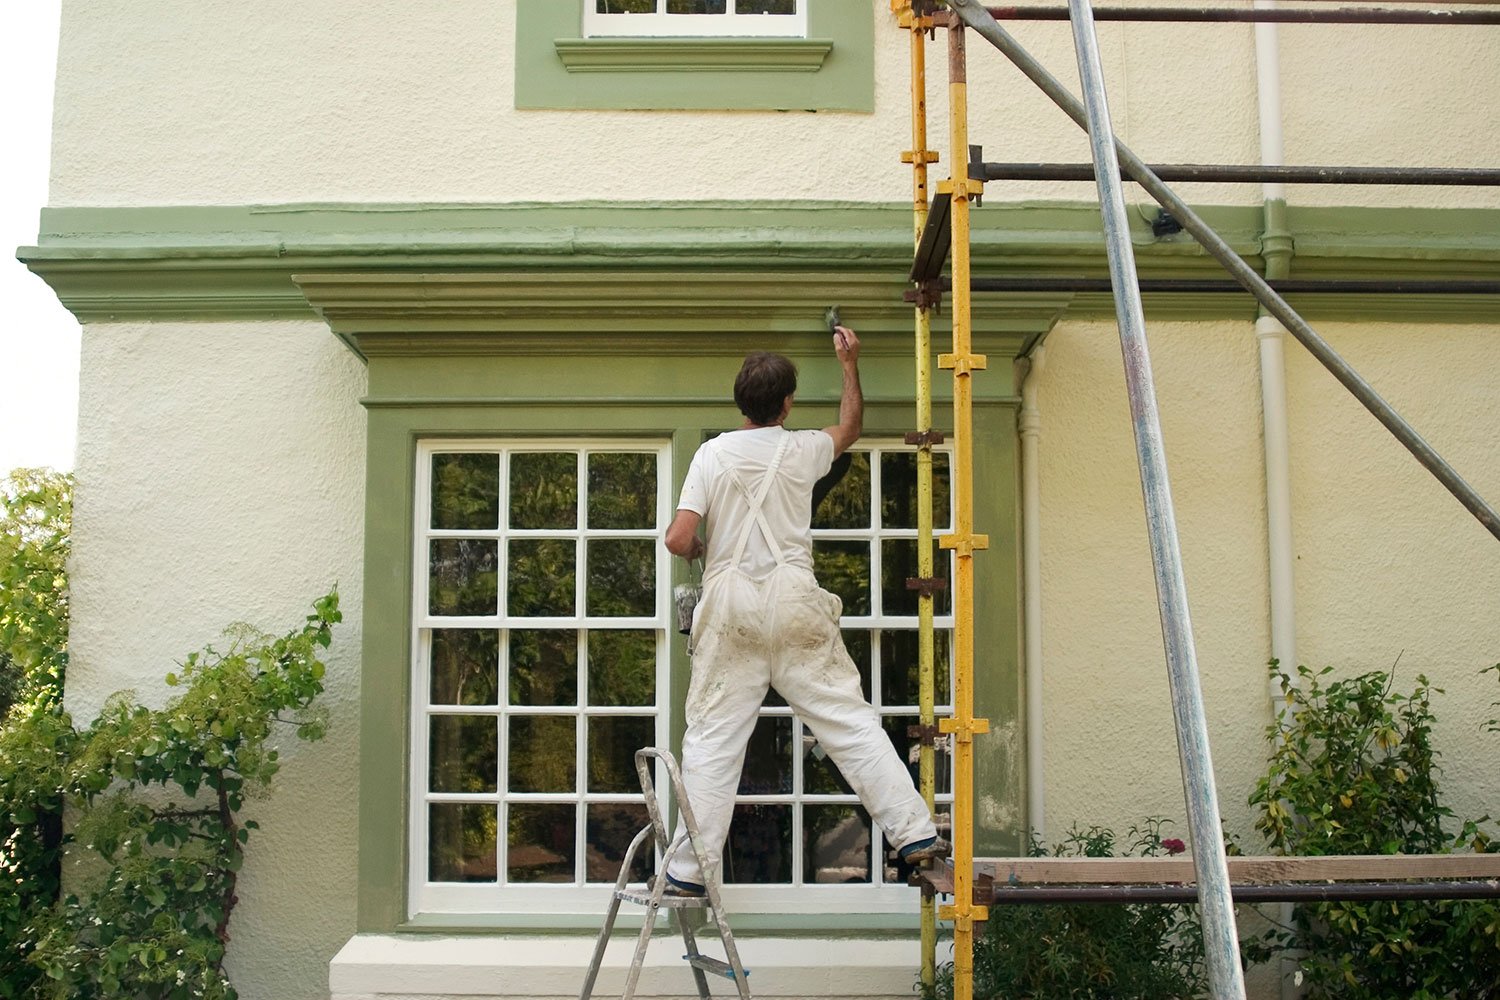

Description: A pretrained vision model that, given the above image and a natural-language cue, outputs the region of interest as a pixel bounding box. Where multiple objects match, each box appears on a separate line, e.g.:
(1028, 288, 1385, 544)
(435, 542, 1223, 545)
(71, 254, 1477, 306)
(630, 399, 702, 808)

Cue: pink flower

(1162, 838, 1187, 855)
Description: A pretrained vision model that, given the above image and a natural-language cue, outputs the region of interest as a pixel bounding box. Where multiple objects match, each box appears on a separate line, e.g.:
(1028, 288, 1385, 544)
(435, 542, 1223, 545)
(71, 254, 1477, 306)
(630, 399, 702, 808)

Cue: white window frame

(722, 439, 957, 916)
(409, 438, 673, 917)
(584, 1, 807, 39)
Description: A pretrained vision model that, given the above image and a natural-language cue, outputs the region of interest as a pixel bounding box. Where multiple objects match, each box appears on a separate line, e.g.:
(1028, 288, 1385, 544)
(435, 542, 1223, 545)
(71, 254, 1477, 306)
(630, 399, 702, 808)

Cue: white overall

(666, 435, 938, 888)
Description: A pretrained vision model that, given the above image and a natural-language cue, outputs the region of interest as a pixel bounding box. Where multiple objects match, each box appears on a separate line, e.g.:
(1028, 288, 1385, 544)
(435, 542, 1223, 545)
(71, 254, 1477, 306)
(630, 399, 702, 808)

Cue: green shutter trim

(515, 0, 872, 111)
(20, 201, 1500, 327)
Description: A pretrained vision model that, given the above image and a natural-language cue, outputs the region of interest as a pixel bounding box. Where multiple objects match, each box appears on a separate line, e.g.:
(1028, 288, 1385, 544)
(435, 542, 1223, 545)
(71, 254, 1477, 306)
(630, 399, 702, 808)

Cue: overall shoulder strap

(728, 432, 793, 568)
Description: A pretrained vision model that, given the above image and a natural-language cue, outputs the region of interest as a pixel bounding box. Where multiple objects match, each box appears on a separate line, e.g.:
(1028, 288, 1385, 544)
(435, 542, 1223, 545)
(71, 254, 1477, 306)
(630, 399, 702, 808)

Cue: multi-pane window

(411, 440, 670, 914)
(724, 442, 955, 907)
(585, 1, 806, 38)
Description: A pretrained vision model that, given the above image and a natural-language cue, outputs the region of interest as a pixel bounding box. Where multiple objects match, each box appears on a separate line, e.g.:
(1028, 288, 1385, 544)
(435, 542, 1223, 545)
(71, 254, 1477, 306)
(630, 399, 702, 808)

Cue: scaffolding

(892, 2, 1500, 999)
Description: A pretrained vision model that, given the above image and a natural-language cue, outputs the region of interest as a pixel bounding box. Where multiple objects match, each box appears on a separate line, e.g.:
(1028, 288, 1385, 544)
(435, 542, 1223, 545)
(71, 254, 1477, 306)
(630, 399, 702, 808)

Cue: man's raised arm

(822, 326, 863, 457)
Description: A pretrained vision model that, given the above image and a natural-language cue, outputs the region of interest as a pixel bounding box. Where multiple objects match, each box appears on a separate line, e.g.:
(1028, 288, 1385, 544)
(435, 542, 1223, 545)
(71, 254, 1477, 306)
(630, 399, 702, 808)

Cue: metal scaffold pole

(938, 18, 991, 1000)
(1063, 0, 1246, 994)
(892, 1, 942, 988)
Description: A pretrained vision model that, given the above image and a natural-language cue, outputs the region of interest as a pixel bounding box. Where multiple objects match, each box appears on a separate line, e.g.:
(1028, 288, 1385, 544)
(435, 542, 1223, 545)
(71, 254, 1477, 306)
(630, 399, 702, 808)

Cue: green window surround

(341, 321, 1027, 933)
(515, 0, 874, 111)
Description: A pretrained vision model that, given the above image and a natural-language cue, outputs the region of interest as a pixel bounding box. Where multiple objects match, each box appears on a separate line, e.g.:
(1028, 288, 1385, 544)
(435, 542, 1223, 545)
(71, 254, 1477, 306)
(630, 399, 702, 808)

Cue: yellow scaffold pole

(891, 0, 941, 988)
(936, 17, 989, 1000)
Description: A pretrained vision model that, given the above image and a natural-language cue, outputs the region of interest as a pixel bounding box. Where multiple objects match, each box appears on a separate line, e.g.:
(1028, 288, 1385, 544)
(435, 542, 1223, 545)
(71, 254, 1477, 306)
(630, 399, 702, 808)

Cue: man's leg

(665, 581, 771, 889)
(770, 588, 938, 853)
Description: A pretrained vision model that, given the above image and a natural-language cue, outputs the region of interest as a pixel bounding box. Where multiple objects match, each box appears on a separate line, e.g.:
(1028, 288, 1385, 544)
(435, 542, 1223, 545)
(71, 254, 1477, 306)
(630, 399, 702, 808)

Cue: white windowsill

(330, 933, 927, 998)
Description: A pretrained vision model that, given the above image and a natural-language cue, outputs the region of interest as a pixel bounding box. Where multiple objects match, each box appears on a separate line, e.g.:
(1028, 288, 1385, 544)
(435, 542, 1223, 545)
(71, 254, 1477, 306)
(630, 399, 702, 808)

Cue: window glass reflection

(431, 453, 499, 530)
(511, 452, 578, 530)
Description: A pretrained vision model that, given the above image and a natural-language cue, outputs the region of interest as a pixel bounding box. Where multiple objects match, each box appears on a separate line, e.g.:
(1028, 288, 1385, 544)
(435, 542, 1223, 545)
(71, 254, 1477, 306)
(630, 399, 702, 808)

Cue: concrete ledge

(329, 932, 923, 999)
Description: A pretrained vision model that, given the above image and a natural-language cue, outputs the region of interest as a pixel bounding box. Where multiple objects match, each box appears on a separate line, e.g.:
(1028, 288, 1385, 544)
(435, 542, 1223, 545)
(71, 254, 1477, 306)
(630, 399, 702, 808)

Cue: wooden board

(973, 854, 1500, 885)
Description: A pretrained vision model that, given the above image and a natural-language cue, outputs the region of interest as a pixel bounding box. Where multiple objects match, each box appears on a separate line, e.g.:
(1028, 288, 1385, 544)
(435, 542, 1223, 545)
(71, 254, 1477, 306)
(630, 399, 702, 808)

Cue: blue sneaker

(651, 873, 707, 898)
(898, 836, 952, 865)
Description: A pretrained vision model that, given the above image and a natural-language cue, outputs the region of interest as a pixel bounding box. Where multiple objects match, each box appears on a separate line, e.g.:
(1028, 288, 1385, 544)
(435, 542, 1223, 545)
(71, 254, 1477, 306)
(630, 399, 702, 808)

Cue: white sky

(1, 3, 77, 474)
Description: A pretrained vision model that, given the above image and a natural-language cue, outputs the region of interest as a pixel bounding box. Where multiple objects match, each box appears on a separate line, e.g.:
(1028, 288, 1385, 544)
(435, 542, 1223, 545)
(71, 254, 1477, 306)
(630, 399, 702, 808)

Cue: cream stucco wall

(68, 319, 368, 1000)
(1035, 316, 1500, 846)
(47, 0, 1500, 210)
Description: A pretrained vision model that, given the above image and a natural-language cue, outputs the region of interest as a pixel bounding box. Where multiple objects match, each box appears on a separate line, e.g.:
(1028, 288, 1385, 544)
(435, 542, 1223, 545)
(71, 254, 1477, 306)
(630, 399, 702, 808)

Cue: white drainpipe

(1255, 1, 1298, 690)
(1018, 345, 1047, 841)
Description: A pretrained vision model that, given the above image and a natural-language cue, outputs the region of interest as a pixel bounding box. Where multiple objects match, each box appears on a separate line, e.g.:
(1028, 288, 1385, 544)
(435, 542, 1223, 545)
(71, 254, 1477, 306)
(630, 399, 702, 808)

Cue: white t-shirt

(677, 427, 835, 579)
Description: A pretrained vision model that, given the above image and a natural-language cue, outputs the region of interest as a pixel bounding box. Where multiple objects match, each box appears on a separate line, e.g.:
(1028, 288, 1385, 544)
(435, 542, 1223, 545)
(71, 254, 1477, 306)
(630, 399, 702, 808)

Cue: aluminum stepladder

(580, 747, 751, 1000)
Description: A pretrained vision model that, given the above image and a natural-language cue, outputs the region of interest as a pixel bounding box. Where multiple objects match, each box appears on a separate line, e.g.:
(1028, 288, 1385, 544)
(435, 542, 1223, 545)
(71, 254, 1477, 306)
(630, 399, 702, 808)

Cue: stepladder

(580, 747, 751, 1000)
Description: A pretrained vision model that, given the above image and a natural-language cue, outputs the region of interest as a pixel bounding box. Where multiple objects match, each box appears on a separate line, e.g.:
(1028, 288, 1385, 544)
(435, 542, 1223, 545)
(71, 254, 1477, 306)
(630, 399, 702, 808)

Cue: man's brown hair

(734, 352, 798, 426)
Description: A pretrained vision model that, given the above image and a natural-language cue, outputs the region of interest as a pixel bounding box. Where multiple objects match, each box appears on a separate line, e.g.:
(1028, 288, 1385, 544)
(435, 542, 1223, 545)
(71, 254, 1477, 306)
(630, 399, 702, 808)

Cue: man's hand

(823, 326, 864, 457)
(833, 325, 860, 366)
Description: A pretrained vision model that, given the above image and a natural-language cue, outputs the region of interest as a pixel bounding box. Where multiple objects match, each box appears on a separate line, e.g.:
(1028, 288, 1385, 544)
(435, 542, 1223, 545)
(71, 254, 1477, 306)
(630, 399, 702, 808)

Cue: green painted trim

(358, 408, 418, 931)
(19, 201, 1500, 326)
(553, 37, 832, 73)
(516, 0, 872, 111)
(355, 390, 1022, 933)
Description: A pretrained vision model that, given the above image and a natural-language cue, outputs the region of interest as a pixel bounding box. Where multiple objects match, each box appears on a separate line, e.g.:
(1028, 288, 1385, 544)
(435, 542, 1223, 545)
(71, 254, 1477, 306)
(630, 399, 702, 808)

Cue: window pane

(430, 715, 498, 793)
(738, 715, 792, 794)
(667, 0, 727, 12)
(881, 538, 951, 616)
(431, 629, 499, 705)
(587, 539, 655, 617)
(813, 540, 870, 616)
(805, 804, 871, 884)
(509, 716, 577, 793)
(587, 804, 652, 883)
(508, 803, 575, 883)
(598, 0, 657, 11)
(588, 629, 656, 707)
(429, 803, 497, 882)
(431, 453, 500, 530)
(812, 451, 870, 529)
(738, 0, 795, 12)
(724, 804, 791, 883)
(880, 451, 951, 531)
(430, 539, 498, 616)
(588, 716, 656, 793)
(509, 629, 578, 707)
(882, 714, 952, 796)
(509, 539, 576, 617)
(588, 452, 657, 529)
(510, 452, 577, 530)
(880, 629, 952, 707)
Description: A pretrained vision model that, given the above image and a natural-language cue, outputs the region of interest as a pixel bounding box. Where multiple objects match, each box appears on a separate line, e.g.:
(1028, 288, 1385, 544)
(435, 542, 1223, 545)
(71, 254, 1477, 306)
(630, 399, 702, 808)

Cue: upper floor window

(585, 1, 807, 38)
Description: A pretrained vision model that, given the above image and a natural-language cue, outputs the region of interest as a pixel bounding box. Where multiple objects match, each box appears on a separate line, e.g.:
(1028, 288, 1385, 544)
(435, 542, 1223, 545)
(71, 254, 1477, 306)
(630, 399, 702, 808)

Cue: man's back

(677, 426, 833, 579)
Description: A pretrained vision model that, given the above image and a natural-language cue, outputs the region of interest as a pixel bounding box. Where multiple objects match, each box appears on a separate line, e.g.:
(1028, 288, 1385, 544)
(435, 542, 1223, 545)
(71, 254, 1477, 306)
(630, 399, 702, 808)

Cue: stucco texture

(1034, 315, 1500, 848)
(48, 1, 1500, 210)
(68, 319, 368, 1000)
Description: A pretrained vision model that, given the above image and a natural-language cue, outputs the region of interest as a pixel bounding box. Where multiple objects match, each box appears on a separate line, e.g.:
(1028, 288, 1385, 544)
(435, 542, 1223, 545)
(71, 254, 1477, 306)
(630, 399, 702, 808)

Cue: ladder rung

(615, 886, 711, 908)
(685, 954, 749, 980)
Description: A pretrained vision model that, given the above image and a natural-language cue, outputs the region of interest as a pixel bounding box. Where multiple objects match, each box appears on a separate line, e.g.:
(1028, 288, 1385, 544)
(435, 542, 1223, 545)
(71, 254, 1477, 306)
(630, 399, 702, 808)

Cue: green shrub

(920, 820, 1208, 1000)
(0, 468, 72, 996)
(1249, 662, 1500, 999)
(0, 593, 340, 999)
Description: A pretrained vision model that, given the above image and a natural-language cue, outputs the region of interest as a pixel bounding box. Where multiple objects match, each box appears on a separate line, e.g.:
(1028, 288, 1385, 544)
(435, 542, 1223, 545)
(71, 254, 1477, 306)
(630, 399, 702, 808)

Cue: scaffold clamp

(904, 281, 945, 311)
(904, 429, 946, 447)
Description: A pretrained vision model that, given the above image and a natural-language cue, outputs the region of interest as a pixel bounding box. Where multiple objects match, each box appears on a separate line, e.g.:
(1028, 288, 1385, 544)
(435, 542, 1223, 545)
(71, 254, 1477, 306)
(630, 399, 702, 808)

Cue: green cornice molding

(552, 37, 833, 73)
(292, 270, 1067, 362)
(18, 200, 1500, 330)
